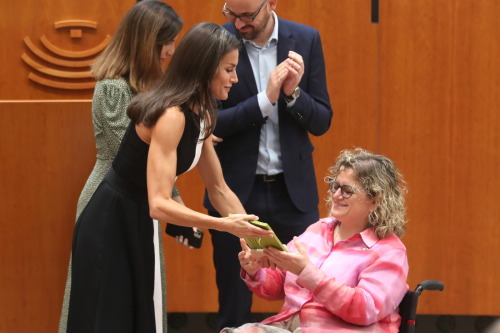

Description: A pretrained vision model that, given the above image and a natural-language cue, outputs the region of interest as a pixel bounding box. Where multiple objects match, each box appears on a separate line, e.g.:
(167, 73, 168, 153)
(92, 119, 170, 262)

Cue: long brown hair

(91, 0, 182, 93)
(127, 22, 240, 139)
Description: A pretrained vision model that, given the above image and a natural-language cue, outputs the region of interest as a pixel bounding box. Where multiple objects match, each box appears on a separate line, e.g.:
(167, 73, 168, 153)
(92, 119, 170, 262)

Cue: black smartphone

(165, 224, 204, 248)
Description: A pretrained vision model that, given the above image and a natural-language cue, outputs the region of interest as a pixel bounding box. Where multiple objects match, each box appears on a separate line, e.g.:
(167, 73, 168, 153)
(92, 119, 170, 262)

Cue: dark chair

(398, 280, 445, 333)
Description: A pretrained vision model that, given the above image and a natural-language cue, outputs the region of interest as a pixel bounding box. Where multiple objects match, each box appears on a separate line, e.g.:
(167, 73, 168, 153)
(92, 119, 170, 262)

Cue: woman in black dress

(67, 22, 273, 333)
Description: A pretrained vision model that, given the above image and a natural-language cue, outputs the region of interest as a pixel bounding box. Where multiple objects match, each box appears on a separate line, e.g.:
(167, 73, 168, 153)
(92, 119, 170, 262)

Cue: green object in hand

(245, 220, 288, 252)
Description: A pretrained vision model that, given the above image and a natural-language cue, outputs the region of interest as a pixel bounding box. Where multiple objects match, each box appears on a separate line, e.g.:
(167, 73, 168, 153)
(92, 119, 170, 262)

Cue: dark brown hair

(127, 22, 240, 139)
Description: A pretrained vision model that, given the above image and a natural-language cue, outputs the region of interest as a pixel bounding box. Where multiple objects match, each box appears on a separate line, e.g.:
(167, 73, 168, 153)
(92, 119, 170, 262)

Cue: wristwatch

(284, 87, 300, 103)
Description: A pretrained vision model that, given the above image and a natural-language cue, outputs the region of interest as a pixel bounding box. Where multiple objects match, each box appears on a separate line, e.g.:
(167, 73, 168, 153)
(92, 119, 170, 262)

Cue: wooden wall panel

(0, 101, 95, 332)
(0, 1, 134, 99)
(308, 0, 380, 217)
(379, 0, 500, 315)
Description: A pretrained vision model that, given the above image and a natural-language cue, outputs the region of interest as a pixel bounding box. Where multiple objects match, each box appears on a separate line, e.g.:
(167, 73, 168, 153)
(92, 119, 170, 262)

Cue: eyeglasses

(325, 177, 362, 199)
(222, 0, 267, 22)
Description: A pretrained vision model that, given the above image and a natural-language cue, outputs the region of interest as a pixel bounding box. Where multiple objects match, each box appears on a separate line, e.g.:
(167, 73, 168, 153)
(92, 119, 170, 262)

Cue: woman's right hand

(238, 238, 264, 277)
(219, 214, 274, 239)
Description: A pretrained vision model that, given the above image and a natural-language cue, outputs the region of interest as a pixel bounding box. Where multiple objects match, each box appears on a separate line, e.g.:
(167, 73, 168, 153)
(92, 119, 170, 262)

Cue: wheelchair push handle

(415, 280, 445, 294)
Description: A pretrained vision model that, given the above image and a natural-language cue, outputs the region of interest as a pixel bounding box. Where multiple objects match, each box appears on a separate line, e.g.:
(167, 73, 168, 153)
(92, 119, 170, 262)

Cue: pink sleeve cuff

(296, 262, 326, 291)
(240, 268, 264, 287)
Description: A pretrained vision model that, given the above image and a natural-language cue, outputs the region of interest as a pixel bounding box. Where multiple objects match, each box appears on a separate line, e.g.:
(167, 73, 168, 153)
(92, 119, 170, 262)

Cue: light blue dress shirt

(243, 12, 285, 176)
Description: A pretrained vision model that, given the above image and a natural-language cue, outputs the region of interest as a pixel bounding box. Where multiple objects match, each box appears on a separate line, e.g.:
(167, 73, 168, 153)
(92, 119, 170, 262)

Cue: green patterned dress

(59, 77, 175, 332)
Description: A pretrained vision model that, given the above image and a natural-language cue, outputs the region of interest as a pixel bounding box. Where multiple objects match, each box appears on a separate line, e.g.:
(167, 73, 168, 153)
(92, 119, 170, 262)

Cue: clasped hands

(266, 51, 304, 105)
(238, 236, 310, 278)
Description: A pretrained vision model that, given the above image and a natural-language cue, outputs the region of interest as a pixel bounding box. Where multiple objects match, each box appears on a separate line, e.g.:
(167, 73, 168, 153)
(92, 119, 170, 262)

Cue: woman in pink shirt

(223, 148, 409, 333)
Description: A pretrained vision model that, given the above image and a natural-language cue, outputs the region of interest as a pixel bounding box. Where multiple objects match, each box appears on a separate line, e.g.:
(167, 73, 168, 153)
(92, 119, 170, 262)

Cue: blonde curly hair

(326, 148, 408, 238)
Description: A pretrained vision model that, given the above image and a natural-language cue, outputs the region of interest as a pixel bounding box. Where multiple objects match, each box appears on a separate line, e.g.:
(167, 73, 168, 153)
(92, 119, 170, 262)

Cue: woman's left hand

(175, 235, 192, 248)
(174, 227, 202, 249)
(263, 236, 310, 276)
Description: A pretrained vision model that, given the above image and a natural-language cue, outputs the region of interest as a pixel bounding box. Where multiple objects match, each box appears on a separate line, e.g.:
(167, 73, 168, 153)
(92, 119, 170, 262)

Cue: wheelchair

(399, 280, 445, 333)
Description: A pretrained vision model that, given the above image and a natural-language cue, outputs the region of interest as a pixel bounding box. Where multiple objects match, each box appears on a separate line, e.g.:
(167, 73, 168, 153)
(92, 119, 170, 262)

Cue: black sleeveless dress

(67, 112, 204, 333)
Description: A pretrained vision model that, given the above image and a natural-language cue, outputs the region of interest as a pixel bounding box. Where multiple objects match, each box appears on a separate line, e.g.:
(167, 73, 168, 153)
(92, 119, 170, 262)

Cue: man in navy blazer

(204, 0, 333, 329)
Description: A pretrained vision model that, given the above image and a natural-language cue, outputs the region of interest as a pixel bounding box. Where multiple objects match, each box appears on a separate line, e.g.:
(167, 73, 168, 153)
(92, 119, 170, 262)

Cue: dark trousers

(210, 174, 319, 330)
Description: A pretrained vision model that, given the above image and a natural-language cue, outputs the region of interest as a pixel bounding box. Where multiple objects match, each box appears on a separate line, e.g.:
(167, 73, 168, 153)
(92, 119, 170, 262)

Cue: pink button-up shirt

(242, 218, 409, 333)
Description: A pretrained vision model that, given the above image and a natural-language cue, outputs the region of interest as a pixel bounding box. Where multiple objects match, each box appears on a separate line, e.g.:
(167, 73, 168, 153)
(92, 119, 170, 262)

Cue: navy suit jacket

(204, 18, 332, 214)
